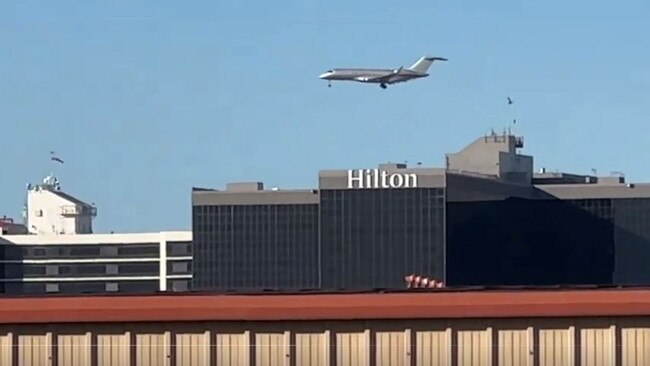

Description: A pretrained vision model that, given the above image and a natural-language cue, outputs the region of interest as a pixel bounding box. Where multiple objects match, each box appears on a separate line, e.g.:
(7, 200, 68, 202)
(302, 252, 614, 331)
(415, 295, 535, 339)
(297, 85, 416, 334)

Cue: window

(45, 265, 59, 276)
(46, 283, 59, 293)
(171, 261, 189, 273)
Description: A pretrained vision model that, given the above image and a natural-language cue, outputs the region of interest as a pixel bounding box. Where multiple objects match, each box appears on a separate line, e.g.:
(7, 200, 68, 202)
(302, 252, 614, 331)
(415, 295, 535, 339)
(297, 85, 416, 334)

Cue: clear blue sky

(1, 1, 649, 233)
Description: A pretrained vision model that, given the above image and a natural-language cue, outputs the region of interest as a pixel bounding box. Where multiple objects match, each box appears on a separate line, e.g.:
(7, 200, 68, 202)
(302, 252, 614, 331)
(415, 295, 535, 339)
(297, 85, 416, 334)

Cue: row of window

(1, 280, 161, 294)
(1, 261, 191, 278)
(0, 241, 192, 260)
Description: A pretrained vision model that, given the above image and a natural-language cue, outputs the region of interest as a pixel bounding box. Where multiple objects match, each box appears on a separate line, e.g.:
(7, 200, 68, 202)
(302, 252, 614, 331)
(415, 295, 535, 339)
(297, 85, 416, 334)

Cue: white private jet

(319, 56, 447, 89)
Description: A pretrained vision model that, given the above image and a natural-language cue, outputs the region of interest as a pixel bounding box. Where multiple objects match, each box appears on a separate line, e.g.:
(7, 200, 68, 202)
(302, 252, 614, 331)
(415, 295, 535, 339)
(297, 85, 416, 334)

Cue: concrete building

(0, 286, 649, 365)
(0, 231, 192, 294)
(1, 174, 193, 294)
(192, 131, 650, 291)
(24, 173, 97, 235)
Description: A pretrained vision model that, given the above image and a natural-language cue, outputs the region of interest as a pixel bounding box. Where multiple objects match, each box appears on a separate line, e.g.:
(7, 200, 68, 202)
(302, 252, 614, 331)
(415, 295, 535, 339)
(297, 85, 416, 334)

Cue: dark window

(167, 241, 192, 256)
(168, 261, 190, 274)
(117, 245, 159, 257)
(612, 197, 650, 284)
(116, 281, 160, 293)
(117, 263, 159, 275)
(169, 280, 189, 292)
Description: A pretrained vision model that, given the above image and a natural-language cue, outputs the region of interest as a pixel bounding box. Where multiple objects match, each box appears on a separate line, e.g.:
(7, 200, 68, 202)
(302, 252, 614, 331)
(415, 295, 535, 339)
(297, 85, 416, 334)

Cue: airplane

(319, 55, 447, 89)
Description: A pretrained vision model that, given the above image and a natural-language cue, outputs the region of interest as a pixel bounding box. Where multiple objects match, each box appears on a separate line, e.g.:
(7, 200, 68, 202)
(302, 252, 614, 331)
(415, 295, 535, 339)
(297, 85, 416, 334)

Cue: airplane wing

(364, 67, 403, 83)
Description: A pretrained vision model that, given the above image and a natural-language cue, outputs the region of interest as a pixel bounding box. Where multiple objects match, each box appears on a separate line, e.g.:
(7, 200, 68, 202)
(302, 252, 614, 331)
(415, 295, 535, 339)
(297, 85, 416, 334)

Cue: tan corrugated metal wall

(97, 333, 130, 366)
(0, 317, 649, 365)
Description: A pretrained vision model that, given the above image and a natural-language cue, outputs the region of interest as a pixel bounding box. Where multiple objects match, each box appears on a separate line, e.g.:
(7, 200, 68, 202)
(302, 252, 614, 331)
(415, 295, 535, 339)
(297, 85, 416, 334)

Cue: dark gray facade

(320, 187, 445, 290)
(0, 233, 192, 295)
(192, 132, 650, 290)
(192, 186, 320, 291)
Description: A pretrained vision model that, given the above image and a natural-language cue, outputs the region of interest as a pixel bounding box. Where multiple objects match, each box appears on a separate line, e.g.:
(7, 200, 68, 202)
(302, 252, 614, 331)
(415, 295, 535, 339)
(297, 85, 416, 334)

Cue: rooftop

(1, 286, 649, 324)
(0, 230, 192, 245)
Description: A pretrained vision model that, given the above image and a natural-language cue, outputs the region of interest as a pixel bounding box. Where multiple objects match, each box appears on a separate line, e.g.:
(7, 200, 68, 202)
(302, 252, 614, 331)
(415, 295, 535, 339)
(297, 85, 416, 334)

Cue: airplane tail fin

(408, 56, 447, 74)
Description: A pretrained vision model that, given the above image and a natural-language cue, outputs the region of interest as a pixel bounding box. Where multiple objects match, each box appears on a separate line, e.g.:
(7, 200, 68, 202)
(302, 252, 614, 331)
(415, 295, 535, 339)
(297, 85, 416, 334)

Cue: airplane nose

(319, 71, 332, 79)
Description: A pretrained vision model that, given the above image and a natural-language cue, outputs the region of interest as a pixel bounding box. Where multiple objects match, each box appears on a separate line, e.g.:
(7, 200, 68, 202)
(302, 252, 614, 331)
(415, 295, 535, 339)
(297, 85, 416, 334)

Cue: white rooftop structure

(23, 173, 97, 235)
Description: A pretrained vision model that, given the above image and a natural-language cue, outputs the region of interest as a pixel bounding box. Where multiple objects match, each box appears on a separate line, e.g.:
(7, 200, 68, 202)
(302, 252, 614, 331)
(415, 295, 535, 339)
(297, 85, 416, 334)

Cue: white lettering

(380, 170, 389, 188)
(346, 169, 418, 189)
(347, 169, 363, 188)
(389, 173, 404, 188)
(404, 173, 417, 187)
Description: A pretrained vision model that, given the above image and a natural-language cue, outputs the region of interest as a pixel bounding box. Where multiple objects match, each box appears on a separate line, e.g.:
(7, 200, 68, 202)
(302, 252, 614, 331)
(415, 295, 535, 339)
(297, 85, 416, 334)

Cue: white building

(0, 174, 193, 294)
(24, 173, 97, 235)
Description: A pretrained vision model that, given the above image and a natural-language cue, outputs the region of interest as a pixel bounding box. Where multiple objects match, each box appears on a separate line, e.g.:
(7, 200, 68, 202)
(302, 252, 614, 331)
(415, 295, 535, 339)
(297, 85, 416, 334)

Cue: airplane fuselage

(319, 56, 446, 89)
(319, 68, 427, 84)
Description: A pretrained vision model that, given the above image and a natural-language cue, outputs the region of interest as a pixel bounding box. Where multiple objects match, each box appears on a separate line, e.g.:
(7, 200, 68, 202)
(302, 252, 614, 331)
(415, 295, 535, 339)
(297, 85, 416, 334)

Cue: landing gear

(327, 81, 332, 88)
(380, 83, 387, 89)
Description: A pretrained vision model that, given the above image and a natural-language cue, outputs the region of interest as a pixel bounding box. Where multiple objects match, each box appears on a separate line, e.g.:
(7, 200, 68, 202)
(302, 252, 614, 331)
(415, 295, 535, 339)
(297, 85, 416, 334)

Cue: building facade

(318, 166, 447, 290)
(0, 231, 192, 294)
(535, 180, 650, 285)
(192, 184, 319, 291)
(192, 132, 650, 291)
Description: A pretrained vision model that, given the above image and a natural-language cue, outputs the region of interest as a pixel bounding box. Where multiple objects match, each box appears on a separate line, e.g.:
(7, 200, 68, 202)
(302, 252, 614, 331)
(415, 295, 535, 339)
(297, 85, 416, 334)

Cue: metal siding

(336, 331, 369, 366)
(539, 328, 572, 366)
(0, 333, 13, 365)
(18, 334, 51, 366)
(97, 333, 130, 366)
(415, 329, 451, 366)
(175, 332, 210, 366)
(58, 334, 91, 366)
(2, 317, 650, 365)
(621, 327, 650, 366)
(580, 326, 615, 366)
(497, 328, 532, 366)
(457, 329, 491, 366)
(255, 332, 288, 366)
(216, 332, 250, 366)
(136, 333, 170, 366)
(295, 332, 328, 366)
(375, 331, 407, 366)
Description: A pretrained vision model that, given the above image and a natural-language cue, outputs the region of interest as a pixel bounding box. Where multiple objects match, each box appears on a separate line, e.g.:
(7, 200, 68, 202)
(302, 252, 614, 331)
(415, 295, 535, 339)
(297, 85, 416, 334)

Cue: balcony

(61, 205, 98, 217)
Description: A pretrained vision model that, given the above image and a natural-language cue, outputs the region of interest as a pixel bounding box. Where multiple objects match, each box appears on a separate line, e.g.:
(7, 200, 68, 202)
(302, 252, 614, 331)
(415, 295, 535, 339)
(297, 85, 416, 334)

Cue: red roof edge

(1, 287, 650, 324)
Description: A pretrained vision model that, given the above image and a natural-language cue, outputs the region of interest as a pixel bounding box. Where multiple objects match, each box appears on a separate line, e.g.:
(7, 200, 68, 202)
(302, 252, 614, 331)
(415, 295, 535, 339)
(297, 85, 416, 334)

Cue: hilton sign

(347, 169, 418, 189)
